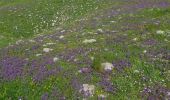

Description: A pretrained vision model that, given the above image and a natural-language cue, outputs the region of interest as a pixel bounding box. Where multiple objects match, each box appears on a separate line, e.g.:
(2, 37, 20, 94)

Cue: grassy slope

(0, 0, 170, 100)
(0, 0, 115, 48)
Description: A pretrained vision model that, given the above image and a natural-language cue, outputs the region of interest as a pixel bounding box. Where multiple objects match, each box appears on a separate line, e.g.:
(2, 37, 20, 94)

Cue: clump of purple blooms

(141, 85, 170, 100)
(112, 59, 131, 72)
(0, 57, 28, 80)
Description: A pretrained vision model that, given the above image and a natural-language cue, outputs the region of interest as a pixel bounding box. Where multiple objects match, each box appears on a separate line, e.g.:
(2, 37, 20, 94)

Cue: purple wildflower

(141, 85, 170, 100)
(99, 78, 116, 94)
(143, 39, 158, 46)
(41, 93, 49, 100)
(0, 57, 27, 80)
(112, 59, 131, 72)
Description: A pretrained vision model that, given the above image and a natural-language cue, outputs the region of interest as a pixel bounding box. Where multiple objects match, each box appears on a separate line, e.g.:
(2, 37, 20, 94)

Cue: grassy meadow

(0, 0, 170, 99)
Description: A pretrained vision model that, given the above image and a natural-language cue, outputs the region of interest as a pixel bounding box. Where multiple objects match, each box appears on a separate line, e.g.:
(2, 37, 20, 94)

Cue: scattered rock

(133, 38, 138, 41)
(59, 35, 64, 39)
(101, 62, 114, 71)
(43, 48, 53, 53)
(83, 39, 96, 44)
(80, 84, 95, 97)
(167, 92, 170, 96)
(53, 57, 59, 62)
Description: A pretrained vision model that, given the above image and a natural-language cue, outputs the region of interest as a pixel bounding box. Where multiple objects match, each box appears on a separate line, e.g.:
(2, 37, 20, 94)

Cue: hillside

(0, 0, 170, 99)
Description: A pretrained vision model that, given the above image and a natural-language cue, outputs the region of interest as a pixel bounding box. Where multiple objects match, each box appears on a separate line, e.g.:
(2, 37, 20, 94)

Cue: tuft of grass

(92, 55, 103, 72)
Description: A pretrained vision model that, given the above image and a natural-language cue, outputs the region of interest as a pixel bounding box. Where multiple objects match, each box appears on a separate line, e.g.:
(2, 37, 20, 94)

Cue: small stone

(74, 59, 78, 62)
(83, 39, 96, 44)
(36, 54, 42, 57)
(80, 84, 95, 96)
(101, 62, 114, 71)
(53, 57, 59, 62)
(167, 92, 170, 96)
(59, 35, 64, 39)
(43, 48, 53, 53)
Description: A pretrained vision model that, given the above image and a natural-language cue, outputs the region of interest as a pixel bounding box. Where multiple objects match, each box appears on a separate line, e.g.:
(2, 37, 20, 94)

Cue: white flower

(134, 70, 140, 73)
(133, 38, 138, 41)
(83, 39, 96, 44)
(97, 29, 103, 33)
(143, 50, 147, 53)
(46, 42, 56, 45)
(110, 21, 116, 23)
(52, 23, 55, 26)
(156, 30, 165, 34)
(90, 57, 94, 61)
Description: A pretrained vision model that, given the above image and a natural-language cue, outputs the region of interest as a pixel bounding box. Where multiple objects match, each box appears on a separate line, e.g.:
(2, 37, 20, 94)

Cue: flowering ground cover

(0, 0, 170, 99)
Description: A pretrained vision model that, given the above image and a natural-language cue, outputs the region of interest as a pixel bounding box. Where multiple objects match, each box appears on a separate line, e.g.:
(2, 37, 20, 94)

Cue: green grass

(0, 0, 115, 48)
(0, 0, 170, 100)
